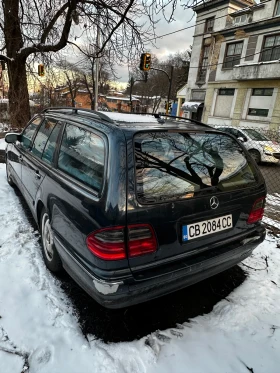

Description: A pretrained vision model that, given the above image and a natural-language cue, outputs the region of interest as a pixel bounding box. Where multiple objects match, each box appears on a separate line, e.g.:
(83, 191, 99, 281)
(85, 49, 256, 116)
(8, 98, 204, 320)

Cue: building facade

(184, 0, 280, 130)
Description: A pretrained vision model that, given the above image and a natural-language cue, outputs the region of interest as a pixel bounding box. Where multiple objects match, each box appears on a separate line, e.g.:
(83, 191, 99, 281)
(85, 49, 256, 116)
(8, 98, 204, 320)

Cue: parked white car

(217, 127, 280, 164)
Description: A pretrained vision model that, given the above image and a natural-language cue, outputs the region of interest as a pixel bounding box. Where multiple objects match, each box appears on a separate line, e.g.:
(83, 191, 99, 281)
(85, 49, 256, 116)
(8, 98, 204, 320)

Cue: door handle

(35, 170, 41, 180)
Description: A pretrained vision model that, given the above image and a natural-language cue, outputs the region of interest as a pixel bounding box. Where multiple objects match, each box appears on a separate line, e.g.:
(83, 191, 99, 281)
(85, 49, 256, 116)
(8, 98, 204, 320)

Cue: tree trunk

(4, 0, 30, 128)
(7, 57, 31, 129)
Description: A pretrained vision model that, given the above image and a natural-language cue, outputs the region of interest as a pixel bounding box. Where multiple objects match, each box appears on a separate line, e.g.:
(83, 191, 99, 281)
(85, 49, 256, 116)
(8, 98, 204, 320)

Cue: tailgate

(126, 129, 265, 277)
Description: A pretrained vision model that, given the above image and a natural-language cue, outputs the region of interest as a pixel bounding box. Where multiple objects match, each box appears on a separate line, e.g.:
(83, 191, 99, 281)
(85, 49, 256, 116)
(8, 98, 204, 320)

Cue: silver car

(217, 127, 280, 164)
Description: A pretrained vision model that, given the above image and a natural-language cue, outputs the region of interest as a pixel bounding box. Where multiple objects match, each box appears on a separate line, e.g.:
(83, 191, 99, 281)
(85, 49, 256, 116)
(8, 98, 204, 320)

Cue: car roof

(41, 107, 213, 133)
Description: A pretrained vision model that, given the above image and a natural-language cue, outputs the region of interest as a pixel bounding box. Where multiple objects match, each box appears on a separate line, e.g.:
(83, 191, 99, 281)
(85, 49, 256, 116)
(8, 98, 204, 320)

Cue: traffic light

(38, 64, 45, 77)
(140, 53, 151, 71)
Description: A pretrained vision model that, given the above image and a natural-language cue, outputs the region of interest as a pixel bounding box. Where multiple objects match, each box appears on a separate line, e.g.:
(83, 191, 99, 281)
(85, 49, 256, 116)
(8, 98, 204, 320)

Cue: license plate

(182, 214, 233, 242)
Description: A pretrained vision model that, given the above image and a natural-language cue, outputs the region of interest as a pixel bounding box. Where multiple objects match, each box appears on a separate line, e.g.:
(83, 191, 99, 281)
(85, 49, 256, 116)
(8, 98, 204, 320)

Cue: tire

(40, 208, 62, 273)
(6, 160, 15, 187)
(248, 149, 261, 164)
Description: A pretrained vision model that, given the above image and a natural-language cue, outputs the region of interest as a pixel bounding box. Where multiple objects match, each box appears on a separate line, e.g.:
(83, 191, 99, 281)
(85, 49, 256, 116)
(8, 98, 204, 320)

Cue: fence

(212, 126, 280, 228)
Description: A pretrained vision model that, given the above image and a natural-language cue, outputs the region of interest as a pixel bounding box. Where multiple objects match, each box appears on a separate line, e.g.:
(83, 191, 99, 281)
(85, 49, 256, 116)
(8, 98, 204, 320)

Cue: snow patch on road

(0, 163, 280, 372)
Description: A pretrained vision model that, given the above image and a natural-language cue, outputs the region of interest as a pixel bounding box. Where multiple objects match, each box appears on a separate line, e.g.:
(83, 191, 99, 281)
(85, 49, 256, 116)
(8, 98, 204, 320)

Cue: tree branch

(40, 2, 69, 44)
(20, 1, 77, 57)
(98, 0, 135, 57)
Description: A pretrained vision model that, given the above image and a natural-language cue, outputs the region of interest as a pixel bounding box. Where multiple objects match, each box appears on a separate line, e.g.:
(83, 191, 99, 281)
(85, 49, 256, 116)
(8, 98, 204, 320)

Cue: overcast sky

(116, 3, 196, 84)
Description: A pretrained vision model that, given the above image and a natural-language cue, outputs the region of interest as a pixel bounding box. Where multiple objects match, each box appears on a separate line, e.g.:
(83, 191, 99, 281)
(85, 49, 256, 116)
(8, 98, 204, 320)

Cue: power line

(145, 12, 279, 43)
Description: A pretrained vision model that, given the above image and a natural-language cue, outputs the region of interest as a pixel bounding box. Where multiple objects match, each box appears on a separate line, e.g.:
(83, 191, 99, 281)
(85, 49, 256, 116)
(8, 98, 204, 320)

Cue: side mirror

(5, 133, 21, 144)
(237, 137, 246, 143)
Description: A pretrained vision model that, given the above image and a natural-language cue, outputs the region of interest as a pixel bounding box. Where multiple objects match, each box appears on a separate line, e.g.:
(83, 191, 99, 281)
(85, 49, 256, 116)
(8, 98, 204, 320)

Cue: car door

(49, 122, 109, 269)
(8, 117, 42, 188)
(21, 117, 59, 207)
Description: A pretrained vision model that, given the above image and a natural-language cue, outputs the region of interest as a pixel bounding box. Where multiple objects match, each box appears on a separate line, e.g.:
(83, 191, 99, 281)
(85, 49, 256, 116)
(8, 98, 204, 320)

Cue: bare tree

(0, 0, 181, 128)
(76, 44, 117, 109)
(57, 60, 83, 107)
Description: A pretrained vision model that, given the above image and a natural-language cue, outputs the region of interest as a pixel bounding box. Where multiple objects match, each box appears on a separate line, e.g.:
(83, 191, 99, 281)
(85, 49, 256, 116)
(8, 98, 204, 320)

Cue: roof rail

(118, 112, 213, 128)
(41, 107, 115, 124)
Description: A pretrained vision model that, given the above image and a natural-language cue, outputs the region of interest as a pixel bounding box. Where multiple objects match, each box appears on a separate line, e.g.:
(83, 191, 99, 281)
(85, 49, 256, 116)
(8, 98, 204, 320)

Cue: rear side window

(134, 131, 258, 203)
(21, 117, 42, 149)
(32, 118, 57, 158)
(41, 122, 62, 164)
(58, 124, 105, 193)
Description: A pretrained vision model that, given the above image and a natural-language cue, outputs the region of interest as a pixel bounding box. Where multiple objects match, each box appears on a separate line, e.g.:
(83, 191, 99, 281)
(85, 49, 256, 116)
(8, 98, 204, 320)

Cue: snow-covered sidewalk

(0, 162, 280, 373)
(0, 138, 6, 150)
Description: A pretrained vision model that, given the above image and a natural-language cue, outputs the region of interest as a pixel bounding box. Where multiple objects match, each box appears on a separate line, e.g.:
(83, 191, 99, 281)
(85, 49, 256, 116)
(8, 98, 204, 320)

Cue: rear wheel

(40, 208, 62, 273)
(6, 160, 15, 187)
(248, 149, 261, 164)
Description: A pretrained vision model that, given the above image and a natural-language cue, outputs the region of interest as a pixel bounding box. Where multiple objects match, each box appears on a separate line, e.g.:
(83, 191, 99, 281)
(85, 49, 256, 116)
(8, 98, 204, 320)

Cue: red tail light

(247, 197, 265, 224)
(128, 224, 157, 257)
(86, 224, 157, 260)
(86, 226, 126, 260)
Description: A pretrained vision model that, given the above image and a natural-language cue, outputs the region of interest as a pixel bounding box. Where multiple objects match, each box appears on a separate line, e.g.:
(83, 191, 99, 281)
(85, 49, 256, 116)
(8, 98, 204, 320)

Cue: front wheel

(248, 149, 261, 164)
(40, 208, 62, 273)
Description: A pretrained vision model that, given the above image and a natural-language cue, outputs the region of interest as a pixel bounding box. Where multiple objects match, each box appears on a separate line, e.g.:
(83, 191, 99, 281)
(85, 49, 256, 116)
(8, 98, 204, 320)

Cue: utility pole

(166, 66, 174, 115)
(149, 66, 174, 115)
(129, 76, 135, 113)
(94, 10, 100, 111)
(129, 73, 147, 113)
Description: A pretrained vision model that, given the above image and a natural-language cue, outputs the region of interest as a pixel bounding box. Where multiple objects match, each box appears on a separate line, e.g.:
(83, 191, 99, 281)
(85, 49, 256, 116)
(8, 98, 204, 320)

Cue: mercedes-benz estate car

(5, 109, 266, 308)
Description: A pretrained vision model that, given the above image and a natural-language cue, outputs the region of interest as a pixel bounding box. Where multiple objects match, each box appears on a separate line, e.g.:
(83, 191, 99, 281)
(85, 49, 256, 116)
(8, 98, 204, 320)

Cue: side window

(21, 117, 42, 149)
(58, 124, 105, 193)
(41, 122, 62, 165)
(32, 118, 57, 158)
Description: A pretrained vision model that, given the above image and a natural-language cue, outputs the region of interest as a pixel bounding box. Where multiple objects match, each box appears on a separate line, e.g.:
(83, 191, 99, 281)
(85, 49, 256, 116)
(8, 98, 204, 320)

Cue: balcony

(232, 61, 280, 80)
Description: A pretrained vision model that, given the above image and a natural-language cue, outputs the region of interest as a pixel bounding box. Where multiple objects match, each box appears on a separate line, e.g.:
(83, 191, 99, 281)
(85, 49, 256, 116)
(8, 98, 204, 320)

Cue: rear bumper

(55, 226, 266, 309)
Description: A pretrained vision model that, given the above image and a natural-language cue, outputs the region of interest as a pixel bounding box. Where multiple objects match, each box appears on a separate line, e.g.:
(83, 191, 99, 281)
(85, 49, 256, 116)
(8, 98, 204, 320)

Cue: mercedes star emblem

(210, 196, 219, 209)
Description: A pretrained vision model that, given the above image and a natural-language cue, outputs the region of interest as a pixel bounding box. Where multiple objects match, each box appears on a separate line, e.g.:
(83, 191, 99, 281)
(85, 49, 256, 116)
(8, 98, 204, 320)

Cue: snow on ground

(0, 162, 280, 373)
(264, 193, 280, 229)
(0, 138, 6, 150)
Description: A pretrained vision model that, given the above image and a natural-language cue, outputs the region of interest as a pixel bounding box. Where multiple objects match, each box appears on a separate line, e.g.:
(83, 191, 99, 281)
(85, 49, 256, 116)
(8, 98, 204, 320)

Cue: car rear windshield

(134, 131, 259, 203)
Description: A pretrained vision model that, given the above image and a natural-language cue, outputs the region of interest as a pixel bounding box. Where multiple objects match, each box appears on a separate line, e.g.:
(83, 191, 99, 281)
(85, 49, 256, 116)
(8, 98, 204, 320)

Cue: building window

(218, 88, 235, 95)
(191, 90, 206, 101)
(233, 14, 249, 25)
(197, 45, 210, 82)
(252, 88, 273, 96)
(205, 17, 214, 33)
(214, 88, 236, 118)
(261, 35, 280, 62)
(223, 42, 243, 68)
(275, 0, 280, 16)
(248, 108, 269, 117)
